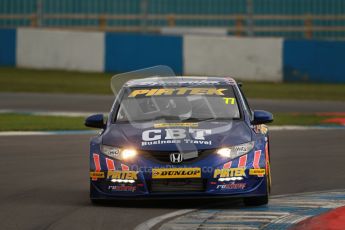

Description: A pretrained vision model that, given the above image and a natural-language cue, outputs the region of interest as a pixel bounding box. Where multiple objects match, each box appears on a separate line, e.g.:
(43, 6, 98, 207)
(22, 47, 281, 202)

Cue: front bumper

(90, 168, 268, 199)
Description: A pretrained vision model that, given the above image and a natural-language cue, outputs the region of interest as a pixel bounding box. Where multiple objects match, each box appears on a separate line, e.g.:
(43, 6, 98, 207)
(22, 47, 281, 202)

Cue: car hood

(102, 121, 252, 151)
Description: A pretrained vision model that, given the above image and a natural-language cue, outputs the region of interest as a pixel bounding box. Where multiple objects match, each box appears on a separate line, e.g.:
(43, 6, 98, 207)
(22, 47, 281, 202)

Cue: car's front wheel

(244, 170, 270, 206)
(243, 194, 268, 206)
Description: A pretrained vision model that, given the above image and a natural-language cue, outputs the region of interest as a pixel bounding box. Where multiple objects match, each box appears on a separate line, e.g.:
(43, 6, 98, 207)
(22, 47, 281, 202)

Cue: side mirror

(85, 114, 105, 129)
(252, 110, 273, 125)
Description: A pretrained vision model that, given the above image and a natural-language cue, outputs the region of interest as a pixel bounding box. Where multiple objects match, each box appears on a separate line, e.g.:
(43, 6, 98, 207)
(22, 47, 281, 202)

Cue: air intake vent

(150, 179, 205, 193)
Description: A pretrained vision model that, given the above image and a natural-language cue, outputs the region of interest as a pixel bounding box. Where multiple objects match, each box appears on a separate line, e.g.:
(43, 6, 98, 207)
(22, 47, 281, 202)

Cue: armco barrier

(16, 28, 105, 72)
(183, 35, 284, 82)
(284, 40, 345, 83)
(0, 29, 16, 66)
(105, 33, 183, 75)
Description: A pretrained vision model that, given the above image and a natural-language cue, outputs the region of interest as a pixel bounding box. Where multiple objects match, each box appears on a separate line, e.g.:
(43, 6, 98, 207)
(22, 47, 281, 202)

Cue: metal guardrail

(1, 13, 345, 39)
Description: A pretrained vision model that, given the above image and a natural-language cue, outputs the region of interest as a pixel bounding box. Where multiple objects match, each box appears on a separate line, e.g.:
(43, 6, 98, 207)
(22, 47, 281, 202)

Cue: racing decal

(108, 185, 136, 192)
(253, 150, 261, 169)
(213, 168, 246, 178)
(121, 164, 129, 171)
(142, 128, 212, 147)
(126, 80, 225, 87)
(223, 97, 235, 105)
(154, 123, 198, 128)
(92, 153, 101, 171)
(252, 150, 264, 177)
(265, 142, 272, 186)
(128, 88, 227, 97)
(253, 124, 268, 134)
(265, 142, 270, 162)
(238, 155, 247, 168)
(89, 171, 105, 179)
(106, 158, 115, 171)
(107, 171, 138, 180)
(152, 168, 201, 179)
(223, 161, 232, 169)
(91, 153, 101, 180)
(216, 183, 246, 190)
(249, 168, 266, 176)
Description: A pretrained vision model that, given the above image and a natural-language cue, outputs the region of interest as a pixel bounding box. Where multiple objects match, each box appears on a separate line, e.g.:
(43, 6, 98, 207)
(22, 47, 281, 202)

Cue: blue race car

(86, 66, 273, 206)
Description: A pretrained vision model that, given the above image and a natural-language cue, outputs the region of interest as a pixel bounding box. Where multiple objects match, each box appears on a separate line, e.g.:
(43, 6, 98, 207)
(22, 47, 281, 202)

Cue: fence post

(30, 14, 37, 27)
(99, 15, 106, 30)
(304, 15, 313, 39)
(235, 16, 244, 36)
(140, 0, 148, 33)
(167, 14, 176, 27)
(246, 0, 254, 36)
(36, 0, 43, 27)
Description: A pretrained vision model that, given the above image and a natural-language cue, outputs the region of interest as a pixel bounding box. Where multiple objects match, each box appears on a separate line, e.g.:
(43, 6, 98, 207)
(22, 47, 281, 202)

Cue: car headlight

(217, 142, 254, 159)
(101, 145, 137, 160)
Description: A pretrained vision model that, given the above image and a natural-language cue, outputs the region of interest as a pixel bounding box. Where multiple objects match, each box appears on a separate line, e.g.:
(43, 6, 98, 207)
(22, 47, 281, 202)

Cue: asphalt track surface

(0, 129, 344, 230)
(1, 92, 345, 113)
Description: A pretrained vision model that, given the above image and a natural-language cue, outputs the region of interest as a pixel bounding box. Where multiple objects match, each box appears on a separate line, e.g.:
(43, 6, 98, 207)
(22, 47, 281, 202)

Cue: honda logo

(170, 153, 183, 163)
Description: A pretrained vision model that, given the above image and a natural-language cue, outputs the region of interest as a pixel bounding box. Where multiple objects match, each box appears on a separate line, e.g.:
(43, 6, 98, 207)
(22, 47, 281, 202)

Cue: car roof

(124, 76, 237, 87)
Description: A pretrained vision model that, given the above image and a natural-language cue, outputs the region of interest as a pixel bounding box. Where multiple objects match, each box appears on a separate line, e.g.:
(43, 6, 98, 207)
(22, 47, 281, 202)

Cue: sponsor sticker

(128, 88, 227, 98)
(249, 168, 266, 176)
(90, 171, 105, 179)
(213, 168, 246, 178)
(154, 123, 199, 128)
(216, 183, 246, 190)
(107, 171, 138, 180)
(152, 168, 201, 179)
(141, 128, 212, 147)
(108, 185, 136, 192)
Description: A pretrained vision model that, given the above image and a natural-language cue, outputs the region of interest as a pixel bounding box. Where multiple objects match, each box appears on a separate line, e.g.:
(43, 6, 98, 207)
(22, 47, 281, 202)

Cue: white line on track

(134, 189, 345, 230)
(134, 209, 196, 230)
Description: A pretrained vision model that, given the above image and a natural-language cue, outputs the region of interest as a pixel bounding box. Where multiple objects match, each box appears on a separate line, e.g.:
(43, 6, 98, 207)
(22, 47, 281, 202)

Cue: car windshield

(115, 85, 241, 123)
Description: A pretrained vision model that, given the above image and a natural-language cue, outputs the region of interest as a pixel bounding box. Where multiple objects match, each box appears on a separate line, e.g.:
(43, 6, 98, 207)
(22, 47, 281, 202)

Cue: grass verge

(272, 113, 343, 126)
(1, 67, 345, 101)
(0, 113, 90, 131)
(0, 113, 343, 132)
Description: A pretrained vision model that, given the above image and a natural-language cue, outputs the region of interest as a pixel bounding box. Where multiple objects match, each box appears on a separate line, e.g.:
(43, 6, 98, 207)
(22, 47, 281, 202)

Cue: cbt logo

(142, 128, 211, 141)
(141, 128, 212, 146)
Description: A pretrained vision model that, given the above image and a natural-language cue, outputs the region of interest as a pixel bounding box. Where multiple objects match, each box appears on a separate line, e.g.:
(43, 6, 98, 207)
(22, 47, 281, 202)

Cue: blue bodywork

(89, 77, 271, 200)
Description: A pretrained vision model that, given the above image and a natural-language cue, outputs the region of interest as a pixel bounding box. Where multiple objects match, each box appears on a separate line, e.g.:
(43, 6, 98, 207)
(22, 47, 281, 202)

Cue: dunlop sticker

(152, 168, 201, 179)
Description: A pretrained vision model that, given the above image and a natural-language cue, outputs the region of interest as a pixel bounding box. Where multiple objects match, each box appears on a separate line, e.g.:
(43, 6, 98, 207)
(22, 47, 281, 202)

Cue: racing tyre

(91, 198, 103, 205)
(243, 194, 268, 206)
(244, 174, 270, 206)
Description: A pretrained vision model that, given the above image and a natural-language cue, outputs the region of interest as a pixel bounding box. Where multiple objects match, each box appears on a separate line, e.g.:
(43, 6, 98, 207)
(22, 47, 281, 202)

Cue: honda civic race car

(86, 66, 273, 206)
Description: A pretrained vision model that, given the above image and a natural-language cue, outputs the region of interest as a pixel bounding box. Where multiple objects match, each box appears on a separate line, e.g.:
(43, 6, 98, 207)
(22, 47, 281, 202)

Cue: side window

(238, 86, 253, 120)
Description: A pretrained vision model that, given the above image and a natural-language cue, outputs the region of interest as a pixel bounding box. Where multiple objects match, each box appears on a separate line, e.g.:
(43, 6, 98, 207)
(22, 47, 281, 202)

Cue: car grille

(140, 149, 214, 163)
(149, 179, 206, 193)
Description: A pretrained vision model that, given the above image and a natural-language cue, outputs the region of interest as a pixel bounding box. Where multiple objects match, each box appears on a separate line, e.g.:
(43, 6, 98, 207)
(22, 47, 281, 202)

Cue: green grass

(0, 113, 342, 131)
(272, 113, 338, 126)
(0, 113, 90, 131)
(241, 81, 345, 101)
(0, 67, 113, 94)
(0, 67, 344, 100)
